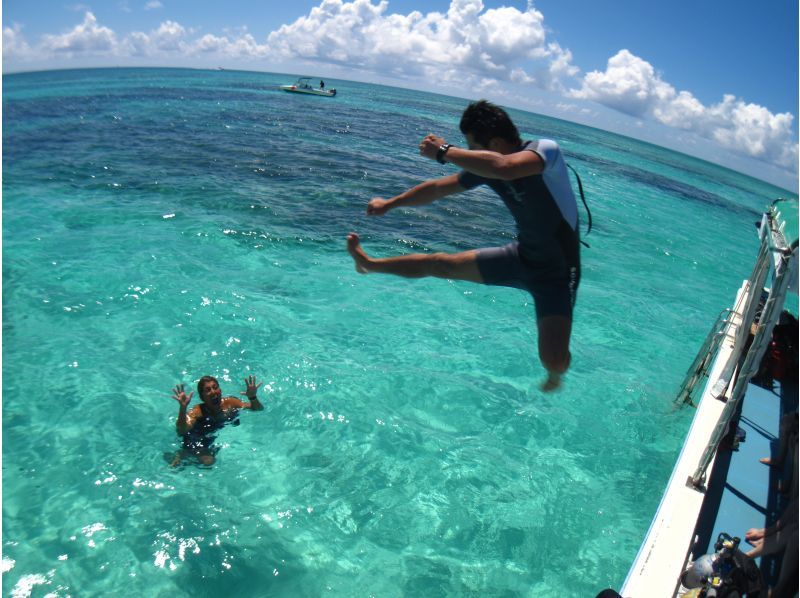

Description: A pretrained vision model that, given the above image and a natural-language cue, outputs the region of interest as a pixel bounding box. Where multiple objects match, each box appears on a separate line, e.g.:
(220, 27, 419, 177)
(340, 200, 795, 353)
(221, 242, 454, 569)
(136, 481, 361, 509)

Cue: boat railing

(674, 308, 732, 406)
(686, 204, 798, 490)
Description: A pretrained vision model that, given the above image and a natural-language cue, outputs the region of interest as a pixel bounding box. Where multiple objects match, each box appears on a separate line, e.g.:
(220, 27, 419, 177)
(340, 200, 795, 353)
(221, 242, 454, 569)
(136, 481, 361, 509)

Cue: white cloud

(3, 25, 34, 61)
(125, 31, 151, 56)
(151, 20, 187, 52)
(113, 21, 186, 56)
(267, 0, 575, 91)
(569, 49, 672, 117)
(704, 96, 798, 167)
(191, 32, 269, 57)
(40, 12, 118, 55)
(2, 11, 269, 62)
(119, 19, 268, 58)
(145, 1, 163, 9)
(571, 49, 798, 169)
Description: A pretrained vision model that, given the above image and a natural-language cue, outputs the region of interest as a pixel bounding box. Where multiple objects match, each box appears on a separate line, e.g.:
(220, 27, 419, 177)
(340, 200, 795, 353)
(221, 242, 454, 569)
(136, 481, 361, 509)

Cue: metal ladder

(674, 309, 732, 407)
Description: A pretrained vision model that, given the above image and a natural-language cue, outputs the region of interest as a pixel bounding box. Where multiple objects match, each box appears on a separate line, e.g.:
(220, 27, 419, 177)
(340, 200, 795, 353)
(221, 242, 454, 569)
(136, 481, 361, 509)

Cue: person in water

(346, 100, 580, 391)
(170, 374, 263, 466)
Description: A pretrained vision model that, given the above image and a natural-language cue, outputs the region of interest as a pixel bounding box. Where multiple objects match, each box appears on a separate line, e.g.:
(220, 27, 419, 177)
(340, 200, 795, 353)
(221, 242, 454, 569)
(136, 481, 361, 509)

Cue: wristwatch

(436, 143, 452, 164)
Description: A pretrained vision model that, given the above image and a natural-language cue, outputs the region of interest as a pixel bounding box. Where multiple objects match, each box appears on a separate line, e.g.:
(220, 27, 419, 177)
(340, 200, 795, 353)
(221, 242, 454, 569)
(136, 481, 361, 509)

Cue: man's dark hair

(459, 100, 522, 147)
(197, 375, 219, 398)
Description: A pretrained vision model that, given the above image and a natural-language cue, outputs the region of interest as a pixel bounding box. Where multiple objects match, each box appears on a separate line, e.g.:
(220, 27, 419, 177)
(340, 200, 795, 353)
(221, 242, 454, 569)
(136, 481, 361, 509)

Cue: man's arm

(444, 146, 543, 180)
(420, 134, 544, 180)
(367, 174, 464, 216)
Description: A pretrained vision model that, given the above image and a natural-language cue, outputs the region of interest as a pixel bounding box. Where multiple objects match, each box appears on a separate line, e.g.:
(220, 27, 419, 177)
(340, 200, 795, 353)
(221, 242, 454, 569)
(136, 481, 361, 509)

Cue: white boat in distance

(280, 77, 337, 97)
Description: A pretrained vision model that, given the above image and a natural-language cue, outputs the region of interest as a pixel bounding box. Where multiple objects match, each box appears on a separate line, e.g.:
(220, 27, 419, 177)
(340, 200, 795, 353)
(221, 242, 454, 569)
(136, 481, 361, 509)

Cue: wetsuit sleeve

(458, 170, 488, 190)
(527, 139, 560, 173)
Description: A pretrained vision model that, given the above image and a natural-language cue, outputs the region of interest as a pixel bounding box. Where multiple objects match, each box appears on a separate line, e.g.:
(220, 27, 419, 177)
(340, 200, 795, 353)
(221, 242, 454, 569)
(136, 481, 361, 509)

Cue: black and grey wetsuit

(458, 139, 581, 320)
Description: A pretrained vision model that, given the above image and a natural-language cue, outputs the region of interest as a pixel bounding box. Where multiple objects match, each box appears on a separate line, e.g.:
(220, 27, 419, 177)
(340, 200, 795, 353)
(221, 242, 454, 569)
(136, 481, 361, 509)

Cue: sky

(3, 0, 799, 190)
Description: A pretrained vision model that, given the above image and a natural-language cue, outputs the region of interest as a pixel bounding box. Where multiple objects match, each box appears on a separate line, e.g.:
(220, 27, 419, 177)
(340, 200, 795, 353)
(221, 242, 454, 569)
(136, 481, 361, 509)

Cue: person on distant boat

(169, 375, 263, 466)
(346, 100, 580, 392)
(320, 80, 325, 90)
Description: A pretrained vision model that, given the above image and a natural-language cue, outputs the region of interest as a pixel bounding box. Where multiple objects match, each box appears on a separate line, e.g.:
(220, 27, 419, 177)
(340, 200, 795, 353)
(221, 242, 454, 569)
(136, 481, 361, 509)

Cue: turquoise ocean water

(3, 68, 796, 597)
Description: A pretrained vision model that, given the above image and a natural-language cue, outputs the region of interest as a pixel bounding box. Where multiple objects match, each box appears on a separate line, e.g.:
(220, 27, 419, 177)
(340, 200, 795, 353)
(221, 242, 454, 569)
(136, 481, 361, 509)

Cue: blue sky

(4, 0, 798, 189)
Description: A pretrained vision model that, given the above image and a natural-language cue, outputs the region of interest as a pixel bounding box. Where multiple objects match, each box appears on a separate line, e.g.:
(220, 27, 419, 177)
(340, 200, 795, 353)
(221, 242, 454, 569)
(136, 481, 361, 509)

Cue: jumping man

(346, 100, 580, 391)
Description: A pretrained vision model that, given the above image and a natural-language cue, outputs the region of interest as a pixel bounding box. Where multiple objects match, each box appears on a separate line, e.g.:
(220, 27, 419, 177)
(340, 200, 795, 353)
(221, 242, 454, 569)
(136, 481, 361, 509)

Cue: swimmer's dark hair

(459, 100, 522, 148)
(197, 375, 219, 398)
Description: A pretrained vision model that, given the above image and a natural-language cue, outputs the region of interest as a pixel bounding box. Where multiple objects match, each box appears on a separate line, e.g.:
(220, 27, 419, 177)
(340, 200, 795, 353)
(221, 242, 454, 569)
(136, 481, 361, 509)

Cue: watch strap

(436, 143, 452, 164)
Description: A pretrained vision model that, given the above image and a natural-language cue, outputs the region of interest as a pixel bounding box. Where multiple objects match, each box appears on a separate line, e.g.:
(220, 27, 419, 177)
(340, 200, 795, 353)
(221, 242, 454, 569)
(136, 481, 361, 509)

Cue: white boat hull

(280, 85, 336, 97)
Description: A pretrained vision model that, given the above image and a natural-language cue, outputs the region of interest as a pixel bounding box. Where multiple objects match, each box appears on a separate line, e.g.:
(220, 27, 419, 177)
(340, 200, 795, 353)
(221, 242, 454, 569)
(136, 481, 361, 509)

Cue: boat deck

(693, 378, 798, 586)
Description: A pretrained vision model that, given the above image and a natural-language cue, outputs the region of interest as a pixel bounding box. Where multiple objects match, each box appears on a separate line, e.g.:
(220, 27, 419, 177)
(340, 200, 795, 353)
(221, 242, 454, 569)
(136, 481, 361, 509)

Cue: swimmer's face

(200, 380, 222, 406)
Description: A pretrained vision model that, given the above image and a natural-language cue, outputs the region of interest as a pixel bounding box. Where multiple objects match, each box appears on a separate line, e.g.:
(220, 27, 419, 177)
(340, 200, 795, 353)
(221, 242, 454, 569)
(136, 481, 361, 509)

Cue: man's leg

(347, 233, 483, 283)
(349, 233, 574, 391)
(537, 315, 572, 392)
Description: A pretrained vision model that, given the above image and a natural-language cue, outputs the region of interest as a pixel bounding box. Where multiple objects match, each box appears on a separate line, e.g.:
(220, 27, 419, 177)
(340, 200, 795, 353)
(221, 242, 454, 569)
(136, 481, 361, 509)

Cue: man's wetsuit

(458, 139, 580, 320)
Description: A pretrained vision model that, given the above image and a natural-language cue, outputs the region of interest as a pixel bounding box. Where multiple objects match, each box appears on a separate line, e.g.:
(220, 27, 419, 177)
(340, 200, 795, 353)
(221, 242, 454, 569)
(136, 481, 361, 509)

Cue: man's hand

(419, 134, 446, 161)
(366, 198, 390, 216)
(172, 384, 193, 408)
(241, 375, 262, 399)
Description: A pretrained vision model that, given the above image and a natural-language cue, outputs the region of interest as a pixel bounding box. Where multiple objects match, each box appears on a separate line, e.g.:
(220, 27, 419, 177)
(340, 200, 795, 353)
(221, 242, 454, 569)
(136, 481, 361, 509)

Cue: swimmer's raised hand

(241, 375, 263, 399)
(367, 198, 389, 216)
(172, 384, 193, 408)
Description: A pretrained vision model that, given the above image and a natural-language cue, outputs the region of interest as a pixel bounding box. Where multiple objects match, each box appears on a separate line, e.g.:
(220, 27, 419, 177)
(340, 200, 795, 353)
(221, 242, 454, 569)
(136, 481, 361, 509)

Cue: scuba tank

(680, 533, 762, 597)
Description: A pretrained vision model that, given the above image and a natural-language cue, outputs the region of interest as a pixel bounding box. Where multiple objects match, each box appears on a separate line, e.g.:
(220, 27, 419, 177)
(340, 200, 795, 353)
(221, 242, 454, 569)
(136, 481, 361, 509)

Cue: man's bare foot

(347, 233, 371, 274)
(541, 373, 562, 392)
